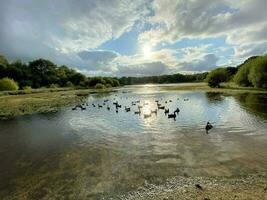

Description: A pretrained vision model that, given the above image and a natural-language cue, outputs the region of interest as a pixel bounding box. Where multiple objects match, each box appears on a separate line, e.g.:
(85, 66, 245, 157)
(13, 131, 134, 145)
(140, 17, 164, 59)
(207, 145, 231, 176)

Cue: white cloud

(139, 0, 267, 60)
(0, 0, 150, 57)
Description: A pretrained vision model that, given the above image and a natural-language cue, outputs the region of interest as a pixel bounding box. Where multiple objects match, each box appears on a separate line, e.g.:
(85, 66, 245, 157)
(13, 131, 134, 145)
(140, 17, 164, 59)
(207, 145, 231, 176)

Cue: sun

(142, 44, 152, 58)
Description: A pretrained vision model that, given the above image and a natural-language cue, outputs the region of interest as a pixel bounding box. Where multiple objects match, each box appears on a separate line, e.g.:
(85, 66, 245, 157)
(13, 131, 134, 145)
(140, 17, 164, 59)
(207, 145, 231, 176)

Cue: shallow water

(0, 84, 267, 199)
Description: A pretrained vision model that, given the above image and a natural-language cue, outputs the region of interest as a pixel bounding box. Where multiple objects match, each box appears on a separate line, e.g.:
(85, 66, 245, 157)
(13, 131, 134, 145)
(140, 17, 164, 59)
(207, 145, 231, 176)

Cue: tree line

(1, 53, 266, 91)
(206, 54, 267, 88)
(0, 55, 120, 91)
(118, 73, 208, 85)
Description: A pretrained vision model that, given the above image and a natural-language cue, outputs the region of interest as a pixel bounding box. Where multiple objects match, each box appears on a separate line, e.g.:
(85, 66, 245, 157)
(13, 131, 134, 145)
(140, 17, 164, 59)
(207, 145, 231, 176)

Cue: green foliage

(234, 60, 252, 87)
(206, 68, 229, 88)
(0, 77, 19, 91)
(49, 83, 59, 88)
(65, 81, 74, 88)
(105, 83, 112, 88)
(23, 86, 32, 90)
(95, 83, 106, 89)
(234, 54, 267, 88)
(248, 56, 267, 88)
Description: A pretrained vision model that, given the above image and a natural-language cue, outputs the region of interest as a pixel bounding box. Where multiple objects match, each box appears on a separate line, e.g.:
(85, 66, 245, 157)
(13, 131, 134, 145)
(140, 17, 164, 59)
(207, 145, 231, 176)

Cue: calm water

(1, 84, 267, 199)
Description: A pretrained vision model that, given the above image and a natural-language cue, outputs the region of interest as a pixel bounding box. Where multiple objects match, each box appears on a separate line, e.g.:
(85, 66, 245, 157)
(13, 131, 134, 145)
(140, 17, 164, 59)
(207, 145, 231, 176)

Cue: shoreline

(115, 174, 267, 200)
(0, 83, 266, 120)
(0, 88, 115, 120)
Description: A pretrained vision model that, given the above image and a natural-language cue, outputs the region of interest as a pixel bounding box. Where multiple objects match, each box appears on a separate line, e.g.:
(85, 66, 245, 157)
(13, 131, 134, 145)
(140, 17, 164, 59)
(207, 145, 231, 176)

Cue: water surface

(1, 84, 267, 199)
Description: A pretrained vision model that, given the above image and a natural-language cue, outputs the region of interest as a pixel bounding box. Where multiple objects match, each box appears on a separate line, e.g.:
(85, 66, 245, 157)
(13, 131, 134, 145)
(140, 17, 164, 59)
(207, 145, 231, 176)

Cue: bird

(205, 122, 213, 132)
(164, 108, 169, 115)
(125, 107, 131, 112)
(168, 112, 176, 120)
(81, 106, 86, 110)
(151, 109, 157, 115)
(169, 100, 172, 102)
(174, 108, 180, 113)
(144, 113, 152, 118)
(158, 105, 165, 110)
(134, 110, 141, 115)
(72, 106, 77, 110)
(107, 106, 110, 110)
(92, 103, 96, 107)
(98, 104, 102, 108)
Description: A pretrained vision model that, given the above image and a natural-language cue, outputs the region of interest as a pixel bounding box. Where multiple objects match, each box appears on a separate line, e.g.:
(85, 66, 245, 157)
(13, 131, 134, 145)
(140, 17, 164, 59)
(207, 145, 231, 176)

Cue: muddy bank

(113, 174, 267, 200)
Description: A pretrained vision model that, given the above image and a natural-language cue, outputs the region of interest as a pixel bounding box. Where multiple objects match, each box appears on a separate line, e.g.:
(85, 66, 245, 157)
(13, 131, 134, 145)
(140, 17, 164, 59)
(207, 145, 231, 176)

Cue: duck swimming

(205, 122, 213, 132)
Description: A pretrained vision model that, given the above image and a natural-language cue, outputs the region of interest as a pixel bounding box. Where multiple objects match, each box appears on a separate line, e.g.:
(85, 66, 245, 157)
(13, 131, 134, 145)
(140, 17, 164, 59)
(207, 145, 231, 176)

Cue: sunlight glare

(142, 44, 152, 58)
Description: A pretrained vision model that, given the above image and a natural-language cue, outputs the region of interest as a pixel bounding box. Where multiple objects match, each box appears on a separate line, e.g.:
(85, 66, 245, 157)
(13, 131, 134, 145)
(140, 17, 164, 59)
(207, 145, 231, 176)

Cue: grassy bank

(0, 88, 115, 120)
(161, 82, 267, 94)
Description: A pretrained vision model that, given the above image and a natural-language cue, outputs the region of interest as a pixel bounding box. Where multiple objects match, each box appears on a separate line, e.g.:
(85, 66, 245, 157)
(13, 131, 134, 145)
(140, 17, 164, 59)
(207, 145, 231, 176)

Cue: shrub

(248, 56, 267, 88)
(23, 86, 32, 90)
(95, 83, 106, 89)
(65, 81, 74, 88)
(105, 83, 112, 88)
(234, 62, 252, 87)
(49, 83, 59, 88)
(0, 77, 19, 91)
(206, 68, 229, 88)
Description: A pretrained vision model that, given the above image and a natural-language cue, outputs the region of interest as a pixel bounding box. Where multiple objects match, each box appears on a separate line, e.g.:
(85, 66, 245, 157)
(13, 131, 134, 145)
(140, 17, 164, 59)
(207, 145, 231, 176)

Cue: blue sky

(0, 0, 267, 76)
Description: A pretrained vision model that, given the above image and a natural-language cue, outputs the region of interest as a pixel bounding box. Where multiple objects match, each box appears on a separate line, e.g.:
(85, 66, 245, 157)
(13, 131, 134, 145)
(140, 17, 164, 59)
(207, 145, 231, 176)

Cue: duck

(184, 98, 189, 101)
(92, 103, 96, 107)
(116, 109, 118, 113)
(125, 106, 131, 112)
(169, 100, 172, 102)
(107, 106, 110, 110)
(165, 101, 168, 104)
(164, 108, 169, 115)
(151, 109, 157, 115)
(98, 104, 102, 108)
(205, 122, 213, 132)
(134, 109, 141, 115)
(72, 106, 77, 110)
(158, 105, 165, 110)
(144, 113, 152, 118)
(168, 112, 176, 119)
(174, 108, 180, 113)
(81, 106, 86, 110)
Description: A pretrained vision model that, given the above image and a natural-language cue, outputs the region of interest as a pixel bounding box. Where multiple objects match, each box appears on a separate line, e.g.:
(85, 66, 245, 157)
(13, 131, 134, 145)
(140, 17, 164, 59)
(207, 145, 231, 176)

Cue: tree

(206, 68, 229, 88)
(234, 60, 252, 87)
(248, 55, 267, 88)
(0, 77, 19, 91)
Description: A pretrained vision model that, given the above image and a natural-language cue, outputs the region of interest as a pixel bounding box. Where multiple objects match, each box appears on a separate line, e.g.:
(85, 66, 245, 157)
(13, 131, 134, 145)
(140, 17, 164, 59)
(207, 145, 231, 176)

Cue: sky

(1, 0, 267, 77)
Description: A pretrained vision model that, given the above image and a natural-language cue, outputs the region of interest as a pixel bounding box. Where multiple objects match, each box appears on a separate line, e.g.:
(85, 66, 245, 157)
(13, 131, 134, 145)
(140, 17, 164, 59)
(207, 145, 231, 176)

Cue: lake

(1, 84, 267, 199)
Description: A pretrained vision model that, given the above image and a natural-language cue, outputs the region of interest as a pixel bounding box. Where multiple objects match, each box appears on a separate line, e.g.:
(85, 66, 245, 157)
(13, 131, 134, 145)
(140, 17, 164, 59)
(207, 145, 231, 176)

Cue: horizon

(1, 0, 267, 77)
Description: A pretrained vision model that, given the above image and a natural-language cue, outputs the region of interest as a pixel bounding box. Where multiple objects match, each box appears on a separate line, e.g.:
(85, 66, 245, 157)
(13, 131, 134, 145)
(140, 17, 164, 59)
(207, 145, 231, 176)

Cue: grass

(0, 82, 266, 120)
(0, 88, 115, 120)
(162, 82, 267, 94)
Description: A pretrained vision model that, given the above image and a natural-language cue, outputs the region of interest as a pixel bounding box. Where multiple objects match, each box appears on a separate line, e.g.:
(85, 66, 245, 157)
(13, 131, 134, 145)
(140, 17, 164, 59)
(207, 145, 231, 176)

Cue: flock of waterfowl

(72, 95, 213, 133)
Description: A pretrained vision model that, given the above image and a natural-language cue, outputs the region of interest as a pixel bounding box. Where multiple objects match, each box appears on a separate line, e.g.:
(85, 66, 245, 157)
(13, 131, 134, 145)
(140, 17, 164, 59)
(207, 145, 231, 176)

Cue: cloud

(116, 61, 169, 76)
(178, 54, 219, 72)
(139, 0, 267, 60)
(77, 50, 119, 70)
(0, 0, 150, 59)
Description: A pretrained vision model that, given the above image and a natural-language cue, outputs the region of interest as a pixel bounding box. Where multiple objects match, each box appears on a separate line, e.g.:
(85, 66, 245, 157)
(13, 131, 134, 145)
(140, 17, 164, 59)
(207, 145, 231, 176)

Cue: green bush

(205, 68, 229, 88)
(49, 83, 59, 88)
(65, 81, 74, 88)
(95, 83, 106, 89)
(248, 56, 267, 88)
(0, 77, 19, 91)
(23, 86, 32, 90)
(105, 83, 112, 88)
(234, 61, 252, 87)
